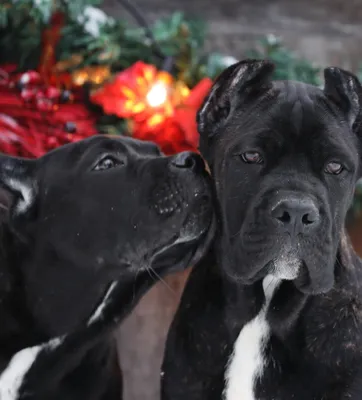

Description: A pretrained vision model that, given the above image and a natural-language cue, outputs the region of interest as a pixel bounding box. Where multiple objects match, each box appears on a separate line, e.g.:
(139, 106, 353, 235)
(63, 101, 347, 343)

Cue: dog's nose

(171, 152, 204, 171)
(271, 197, 320, 235)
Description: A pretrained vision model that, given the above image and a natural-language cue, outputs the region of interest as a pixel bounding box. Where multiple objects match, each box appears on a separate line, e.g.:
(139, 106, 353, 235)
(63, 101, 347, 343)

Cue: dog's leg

(0, 271, 157, 400)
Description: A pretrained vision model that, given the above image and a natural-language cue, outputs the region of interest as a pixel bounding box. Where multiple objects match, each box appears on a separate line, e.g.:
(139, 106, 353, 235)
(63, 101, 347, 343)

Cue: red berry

(45, 87, 60, 100)
(21, 88, 36, 102)
(46, 137, 59, 148)
(35, 90, 46, 99)
(36, 97, 53, 112)
(19, 71, 41, 85)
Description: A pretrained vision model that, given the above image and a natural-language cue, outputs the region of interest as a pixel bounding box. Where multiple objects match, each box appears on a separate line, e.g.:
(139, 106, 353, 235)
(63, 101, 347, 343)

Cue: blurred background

(2, 1, 362, 399)
(102, 0, 362, 69)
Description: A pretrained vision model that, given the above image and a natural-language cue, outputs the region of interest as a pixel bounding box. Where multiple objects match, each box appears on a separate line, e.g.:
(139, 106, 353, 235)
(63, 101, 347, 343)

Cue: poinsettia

(132, 78, 213, 154)
(91, 61, 179, 123)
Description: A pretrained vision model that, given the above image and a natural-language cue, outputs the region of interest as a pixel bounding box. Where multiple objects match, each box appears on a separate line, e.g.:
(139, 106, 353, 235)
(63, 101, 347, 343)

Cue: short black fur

(0, 135, 214, 399)
(162, 60, 362, 400)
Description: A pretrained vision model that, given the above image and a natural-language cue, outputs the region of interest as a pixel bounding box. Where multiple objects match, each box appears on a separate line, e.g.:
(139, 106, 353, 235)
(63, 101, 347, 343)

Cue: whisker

(148, 266, 177, 295)
(132, 268, 142, 301)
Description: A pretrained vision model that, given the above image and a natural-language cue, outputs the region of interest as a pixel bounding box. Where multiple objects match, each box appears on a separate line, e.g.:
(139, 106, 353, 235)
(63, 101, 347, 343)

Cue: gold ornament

(55, 55, 84, 73)
(72, 66, 111, 87)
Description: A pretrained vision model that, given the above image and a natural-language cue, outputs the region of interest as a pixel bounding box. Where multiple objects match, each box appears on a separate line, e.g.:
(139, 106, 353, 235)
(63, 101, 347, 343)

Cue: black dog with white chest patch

(162, 60, 362, 400)
(0, 135, 214, 399)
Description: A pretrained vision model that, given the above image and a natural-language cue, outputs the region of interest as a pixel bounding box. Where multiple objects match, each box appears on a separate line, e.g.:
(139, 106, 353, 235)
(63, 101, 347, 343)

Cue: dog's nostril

(302, 212, 315, 225)
(171, 151, 204, 171)
(277, 211, 291, 224)
(271, 197, 320, 234)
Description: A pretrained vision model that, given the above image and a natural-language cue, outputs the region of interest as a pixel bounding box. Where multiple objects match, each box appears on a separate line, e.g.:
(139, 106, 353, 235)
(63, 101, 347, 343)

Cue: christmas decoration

(92, 61, 177, 122)
(133, 78, 213, 154)
(91, 61, 212, 154)
(1, 0, 362, 215)
(0, 68, 97, 157)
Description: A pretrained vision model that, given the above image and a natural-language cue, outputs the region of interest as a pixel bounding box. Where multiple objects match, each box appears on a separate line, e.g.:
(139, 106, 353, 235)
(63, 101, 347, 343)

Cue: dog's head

(0, 136, 214, 335)
(197, 59, 362, 294)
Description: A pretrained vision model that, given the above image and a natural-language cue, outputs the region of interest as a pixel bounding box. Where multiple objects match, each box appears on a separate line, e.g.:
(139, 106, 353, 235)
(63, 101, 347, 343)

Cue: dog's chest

(224, 276, 280, 400)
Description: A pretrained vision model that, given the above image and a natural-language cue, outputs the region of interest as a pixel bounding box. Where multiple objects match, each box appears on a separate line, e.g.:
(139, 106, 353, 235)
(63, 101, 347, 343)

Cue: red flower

(91, 61, 213, 154)
(133, 78, 213, 154)
(92, 62, 166, 117)
(91, 61, 190, 127)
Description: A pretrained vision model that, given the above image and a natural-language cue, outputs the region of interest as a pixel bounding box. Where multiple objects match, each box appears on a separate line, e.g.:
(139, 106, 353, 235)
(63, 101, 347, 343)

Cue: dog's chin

(235, 257, 335, 296)
(228, 252, 301, 284)
(150, 210, 216, 277)
(292, 262, 335, 295)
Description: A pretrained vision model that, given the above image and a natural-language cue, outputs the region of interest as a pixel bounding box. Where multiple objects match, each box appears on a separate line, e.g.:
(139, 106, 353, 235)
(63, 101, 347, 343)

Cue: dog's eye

(241, 151, 263, 164)
(325, 161, 344, 175)
(93, 156, 124, 171)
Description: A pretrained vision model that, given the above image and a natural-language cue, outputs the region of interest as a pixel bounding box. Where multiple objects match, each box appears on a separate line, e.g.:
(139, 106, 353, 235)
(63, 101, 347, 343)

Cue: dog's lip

(237, 259, 334, 295)
(231, 257, 301, 285)
(293, 279, 333, 295)
(236, 261, 274, 284)
(292, 262, 334, 295)
(150, 211, 216, 273)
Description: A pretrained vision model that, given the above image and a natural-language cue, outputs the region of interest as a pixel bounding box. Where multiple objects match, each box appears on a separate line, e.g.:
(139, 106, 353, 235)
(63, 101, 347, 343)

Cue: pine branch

(246, 35, 321, 85)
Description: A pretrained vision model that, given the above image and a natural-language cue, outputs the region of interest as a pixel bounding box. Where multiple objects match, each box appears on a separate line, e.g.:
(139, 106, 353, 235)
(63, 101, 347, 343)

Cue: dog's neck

(0, 268, 158, 398)
(0, 219, 101, 362)
(0, 223, 47, 368)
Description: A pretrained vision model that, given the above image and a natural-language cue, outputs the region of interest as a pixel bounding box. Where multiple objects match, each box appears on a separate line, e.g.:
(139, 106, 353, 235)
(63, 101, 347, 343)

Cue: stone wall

(100, 1, 362, 399)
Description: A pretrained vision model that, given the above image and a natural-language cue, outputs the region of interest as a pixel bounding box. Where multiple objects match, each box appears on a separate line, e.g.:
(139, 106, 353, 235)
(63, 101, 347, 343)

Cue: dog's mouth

(245, 255, 301, 283)
(244, 256, 334, 295)
(150, 211, 216, 276)
(150, 180, 214, 271)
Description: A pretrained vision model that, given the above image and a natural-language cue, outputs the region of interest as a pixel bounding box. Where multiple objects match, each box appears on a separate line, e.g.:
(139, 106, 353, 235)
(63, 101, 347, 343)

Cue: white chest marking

(0, 345, 42, 400)
(0, 338, 62, 400)
(224, 276, 280, 400)
(87, 280, 118, 325)
(0, 280, 118, 400)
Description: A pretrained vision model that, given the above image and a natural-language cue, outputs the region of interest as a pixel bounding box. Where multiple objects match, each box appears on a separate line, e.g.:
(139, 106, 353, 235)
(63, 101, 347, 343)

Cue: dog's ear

(324, 67, 362, 129)
(0, 154, 37, 219)
(197, 59, 275, 139)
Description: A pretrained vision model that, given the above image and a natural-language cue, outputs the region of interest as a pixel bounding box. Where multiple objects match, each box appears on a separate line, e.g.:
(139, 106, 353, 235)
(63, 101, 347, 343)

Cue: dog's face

(0, 136, 214, 335)
(198, 60, 362, 294)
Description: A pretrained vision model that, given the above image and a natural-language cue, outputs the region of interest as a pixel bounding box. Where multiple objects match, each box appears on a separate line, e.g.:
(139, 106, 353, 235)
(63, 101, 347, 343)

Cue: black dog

(0, 135, 214, 399)
(162, 60, 362, 400)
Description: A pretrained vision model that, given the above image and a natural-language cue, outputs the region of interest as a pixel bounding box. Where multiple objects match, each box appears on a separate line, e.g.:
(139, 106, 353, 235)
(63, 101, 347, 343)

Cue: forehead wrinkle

(221, 80, 358, 168)
(281, 81, 317, 137)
